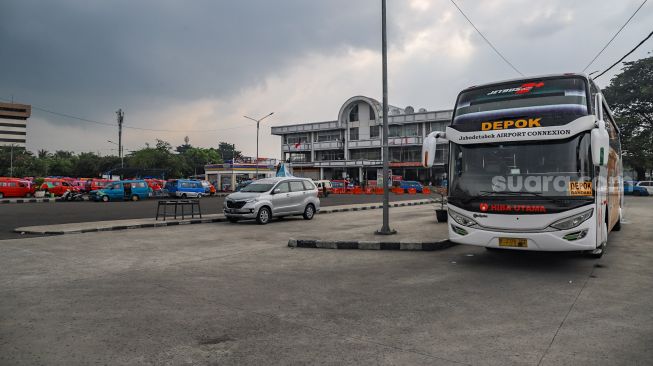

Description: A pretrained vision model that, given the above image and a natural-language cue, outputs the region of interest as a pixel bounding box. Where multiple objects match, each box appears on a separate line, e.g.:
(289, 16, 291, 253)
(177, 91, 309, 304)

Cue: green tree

(176, 136, 192, 154)
(603, 55, 653, 180)
(218, 142, 242, 162)
(181, 147, 222, 176)
(73, 152, 101, 177)
(0, 147, 40, 177)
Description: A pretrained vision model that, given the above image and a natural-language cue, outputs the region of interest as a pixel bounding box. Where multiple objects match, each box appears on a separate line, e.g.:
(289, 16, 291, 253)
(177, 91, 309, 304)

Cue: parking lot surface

(0, 193, 425, 240)
(1, 197, 651, 365)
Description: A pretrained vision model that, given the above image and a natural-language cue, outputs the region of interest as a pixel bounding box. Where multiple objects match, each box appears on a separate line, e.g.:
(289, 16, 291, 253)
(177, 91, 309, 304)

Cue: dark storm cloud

(0, 0, 382, 102)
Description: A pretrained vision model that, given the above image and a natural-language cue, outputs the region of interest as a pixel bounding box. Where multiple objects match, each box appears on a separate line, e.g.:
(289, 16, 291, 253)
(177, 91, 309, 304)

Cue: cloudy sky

(2, 0, 652, 158)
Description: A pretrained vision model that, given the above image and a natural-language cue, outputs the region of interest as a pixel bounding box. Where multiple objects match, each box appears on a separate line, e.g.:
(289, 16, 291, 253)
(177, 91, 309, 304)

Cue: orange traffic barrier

(422, 187, 431, 194)
(392, 187, 404, 194)
(353, 187, 363, 195)
(407, 188, 417, 195)
(375, 187, 384, 195)
(365, 187, 374, 194)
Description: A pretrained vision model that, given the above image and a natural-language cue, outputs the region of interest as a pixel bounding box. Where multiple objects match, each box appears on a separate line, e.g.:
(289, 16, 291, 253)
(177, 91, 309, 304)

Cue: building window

(349, 127, 359, 141)
(389, 125, 401, 138)
(284, 152, 311, 163)
(369, 105, 375, 120)
(315, 150, 344, 161)
(426, 121, 447, 134)
(404, 124, 418, 137)
(350, 149, 381, 160)
(370, 125, 380, 139)
(387, 124, 422, 138)
(315, 130, 342, 142)
(285, 134, 309, 144)
(389, 147, 422, 162)
(349, 104, 359, 122)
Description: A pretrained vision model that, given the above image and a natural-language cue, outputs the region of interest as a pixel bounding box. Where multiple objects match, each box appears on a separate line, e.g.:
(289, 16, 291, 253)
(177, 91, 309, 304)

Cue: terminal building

(270, 96, 452, 185)
(0, 102, 31, 148)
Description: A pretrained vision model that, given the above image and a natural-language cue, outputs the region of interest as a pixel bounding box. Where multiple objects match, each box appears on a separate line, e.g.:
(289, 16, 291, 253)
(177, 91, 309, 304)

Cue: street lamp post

(376, 0, 396, 235)
(243, 112, 274, 180)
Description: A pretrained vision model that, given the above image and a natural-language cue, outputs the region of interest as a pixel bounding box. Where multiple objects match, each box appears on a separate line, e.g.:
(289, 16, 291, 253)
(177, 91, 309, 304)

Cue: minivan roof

(250, 177, 309, 185)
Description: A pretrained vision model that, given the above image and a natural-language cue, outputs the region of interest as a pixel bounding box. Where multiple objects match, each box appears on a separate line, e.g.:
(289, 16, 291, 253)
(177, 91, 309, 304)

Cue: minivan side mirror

(272, 188, 281, 194)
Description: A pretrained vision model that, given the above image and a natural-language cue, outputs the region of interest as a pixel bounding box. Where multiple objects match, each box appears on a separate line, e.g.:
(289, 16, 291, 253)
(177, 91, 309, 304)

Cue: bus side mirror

(591, 93, 609, 167)
(591, 120, 609, 167)
(422, 131, 447, 168)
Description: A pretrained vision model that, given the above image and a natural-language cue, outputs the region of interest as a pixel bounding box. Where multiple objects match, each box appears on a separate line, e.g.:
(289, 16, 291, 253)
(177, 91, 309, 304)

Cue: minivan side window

(275, 182, 290, 193)
(302, 181, 315, 190)
(290, 181, 305, 192)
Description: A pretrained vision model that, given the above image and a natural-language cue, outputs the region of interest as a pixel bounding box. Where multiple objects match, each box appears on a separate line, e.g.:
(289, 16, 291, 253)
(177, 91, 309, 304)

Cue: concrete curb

(318, 199, 435, 214)
(1, 192, 231, 204)
(14, 199, 436, 235)
(1, 198, 58, 204)
(16, 216, 227, 235)
(288, 238, 454, 251)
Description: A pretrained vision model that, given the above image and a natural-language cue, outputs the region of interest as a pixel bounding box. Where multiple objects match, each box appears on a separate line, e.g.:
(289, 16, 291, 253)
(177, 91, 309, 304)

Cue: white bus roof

(464, 73, 591, 91)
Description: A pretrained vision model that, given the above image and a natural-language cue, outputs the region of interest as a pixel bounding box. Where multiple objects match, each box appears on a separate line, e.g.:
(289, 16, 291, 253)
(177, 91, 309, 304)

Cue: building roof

(0, 102, 31, 120)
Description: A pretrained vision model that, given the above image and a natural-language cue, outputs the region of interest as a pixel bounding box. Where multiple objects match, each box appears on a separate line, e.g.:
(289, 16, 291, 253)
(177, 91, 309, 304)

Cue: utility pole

(376, 0, 396, 235)
(116, 109, 124, 169)
(243, 112, 274, 180)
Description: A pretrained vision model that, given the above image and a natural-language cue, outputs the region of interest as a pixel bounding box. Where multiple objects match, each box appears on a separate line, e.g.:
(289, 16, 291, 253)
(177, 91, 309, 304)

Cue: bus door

(596, 167, 608, 248)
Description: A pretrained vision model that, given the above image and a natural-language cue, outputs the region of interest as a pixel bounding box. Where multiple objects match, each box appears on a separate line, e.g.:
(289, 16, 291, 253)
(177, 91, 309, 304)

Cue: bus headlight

(550, 209, 593, 230)
(449, 209, 477, 227)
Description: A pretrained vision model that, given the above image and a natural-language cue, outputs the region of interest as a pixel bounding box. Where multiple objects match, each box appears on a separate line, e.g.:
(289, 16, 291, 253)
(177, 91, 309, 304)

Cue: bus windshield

(450, 133, 593, 198)
(453, 77, 589, 131)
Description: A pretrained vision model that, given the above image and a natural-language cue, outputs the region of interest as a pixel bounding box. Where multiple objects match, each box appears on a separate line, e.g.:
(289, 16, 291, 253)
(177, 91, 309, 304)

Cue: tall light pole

(376, 0, 396, 235)
(243, 112, 274, 180)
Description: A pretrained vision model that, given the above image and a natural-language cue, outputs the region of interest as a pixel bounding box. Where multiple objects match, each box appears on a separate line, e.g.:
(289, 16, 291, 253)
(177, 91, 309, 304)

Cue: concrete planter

(435, 209, 448, 223)
(34, 191, 46, 198)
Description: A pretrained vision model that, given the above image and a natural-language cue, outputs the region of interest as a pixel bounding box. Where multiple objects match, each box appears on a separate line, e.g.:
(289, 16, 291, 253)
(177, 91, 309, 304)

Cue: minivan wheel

(131, 195, 139, 201)
(102, 195, 109, 202)
(303, 204, 315, 220)
(181, 193, 187, 199)
(256, 207, 271, 225)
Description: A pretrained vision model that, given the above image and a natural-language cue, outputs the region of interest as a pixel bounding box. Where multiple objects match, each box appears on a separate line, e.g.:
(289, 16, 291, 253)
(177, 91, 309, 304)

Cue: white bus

(423, 74, 622, 258)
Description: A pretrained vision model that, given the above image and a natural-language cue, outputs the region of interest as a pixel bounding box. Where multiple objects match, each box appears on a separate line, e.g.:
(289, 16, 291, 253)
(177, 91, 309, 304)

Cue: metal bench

(156, 199, 202, 220)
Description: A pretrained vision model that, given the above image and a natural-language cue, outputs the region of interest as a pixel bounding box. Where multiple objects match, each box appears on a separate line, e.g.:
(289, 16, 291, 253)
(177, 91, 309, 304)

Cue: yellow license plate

(499, 238, 528, 248)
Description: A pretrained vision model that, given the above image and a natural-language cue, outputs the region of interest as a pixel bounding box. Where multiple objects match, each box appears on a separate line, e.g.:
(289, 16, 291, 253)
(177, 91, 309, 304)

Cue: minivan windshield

(241, 183, 273, 193)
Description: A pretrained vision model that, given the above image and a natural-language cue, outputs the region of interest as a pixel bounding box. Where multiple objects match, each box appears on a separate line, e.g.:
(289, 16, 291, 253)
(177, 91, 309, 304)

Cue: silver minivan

(223, 177, 321, 224)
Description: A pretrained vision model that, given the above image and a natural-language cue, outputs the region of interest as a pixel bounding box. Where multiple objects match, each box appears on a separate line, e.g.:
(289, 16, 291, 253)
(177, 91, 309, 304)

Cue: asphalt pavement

(0, 198, 651, 365)
(0, 193, 427, 240)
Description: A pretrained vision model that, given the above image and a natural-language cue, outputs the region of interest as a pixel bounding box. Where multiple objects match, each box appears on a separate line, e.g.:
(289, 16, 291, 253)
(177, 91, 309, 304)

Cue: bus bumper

(448, 216, 597, 252)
